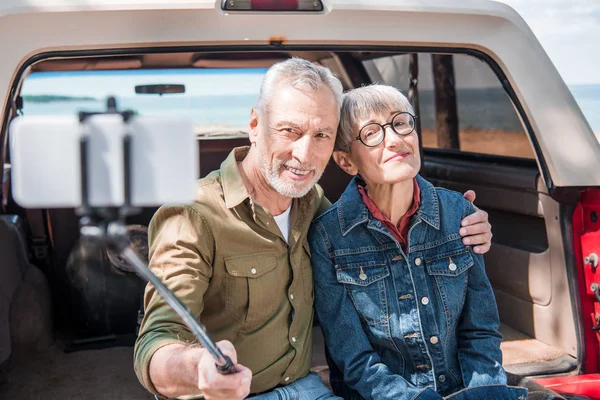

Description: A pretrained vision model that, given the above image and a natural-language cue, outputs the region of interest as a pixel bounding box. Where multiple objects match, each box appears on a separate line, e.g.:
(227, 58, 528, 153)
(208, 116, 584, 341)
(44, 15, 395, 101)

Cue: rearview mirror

(134, 84, 185, 95)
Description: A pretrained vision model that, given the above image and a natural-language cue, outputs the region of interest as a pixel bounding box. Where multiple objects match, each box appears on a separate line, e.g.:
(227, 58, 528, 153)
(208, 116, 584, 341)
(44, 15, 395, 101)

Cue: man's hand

(197, 340, 252, 400)
(148, 340, 252, 400)
(461, 190, 492, 254)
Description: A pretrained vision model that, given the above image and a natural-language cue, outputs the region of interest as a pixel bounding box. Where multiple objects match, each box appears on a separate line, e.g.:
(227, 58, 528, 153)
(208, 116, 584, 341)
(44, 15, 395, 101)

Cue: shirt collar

(415, 174, 440, 230)
(338, 174, 440, 235)
(220, 146, 317, 218)
(221, 146, 252, 209)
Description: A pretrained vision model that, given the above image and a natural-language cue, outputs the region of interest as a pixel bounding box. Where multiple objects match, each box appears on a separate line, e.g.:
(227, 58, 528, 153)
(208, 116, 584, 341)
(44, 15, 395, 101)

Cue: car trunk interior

(0, 48, 582, 399)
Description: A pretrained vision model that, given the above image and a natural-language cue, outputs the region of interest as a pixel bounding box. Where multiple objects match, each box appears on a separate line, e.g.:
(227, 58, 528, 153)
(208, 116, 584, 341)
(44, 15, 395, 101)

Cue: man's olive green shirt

(134, 147, 330, 396)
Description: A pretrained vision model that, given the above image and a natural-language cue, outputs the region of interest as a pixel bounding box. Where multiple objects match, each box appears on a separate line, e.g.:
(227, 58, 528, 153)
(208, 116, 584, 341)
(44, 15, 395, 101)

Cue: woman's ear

(333, 150, 359, 176)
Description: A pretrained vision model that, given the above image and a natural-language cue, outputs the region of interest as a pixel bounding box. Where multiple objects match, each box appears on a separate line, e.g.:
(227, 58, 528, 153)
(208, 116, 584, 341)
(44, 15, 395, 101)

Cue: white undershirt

(273, 204, 292, 243)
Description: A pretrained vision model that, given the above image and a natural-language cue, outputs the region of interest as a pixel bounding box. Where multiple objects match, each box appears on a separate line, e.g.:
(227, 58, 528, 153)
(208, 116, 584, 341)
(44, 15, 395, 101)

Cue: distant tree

(432, 54, 460, 150)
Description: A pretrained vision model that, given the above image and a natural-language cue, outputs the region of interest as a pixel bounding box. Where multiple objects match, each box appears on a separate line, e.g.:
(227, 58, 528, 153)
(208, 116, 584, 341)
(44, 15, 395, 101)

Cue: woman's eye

(394, 121, 405, 129)
(364, 129, 377, 138)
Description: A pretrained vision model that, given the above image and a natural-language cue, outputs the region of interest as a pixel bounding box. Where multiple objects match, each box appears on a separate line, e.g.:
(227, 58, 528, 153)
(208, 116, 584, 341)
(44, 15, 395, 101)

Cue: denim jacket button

(438, 374, 446, 383)
(430, 336, 439, 344)
(421, 297, 430, 305)
(448, 263, 457, 271)
(414, 258, 422, 266)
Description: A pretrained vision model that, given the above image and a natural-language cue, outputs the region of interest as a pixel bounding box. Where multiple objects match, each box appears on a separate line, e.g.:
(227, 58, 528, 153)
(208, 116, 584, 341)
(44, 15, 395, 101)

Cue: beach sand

(421, 128, 535, 159)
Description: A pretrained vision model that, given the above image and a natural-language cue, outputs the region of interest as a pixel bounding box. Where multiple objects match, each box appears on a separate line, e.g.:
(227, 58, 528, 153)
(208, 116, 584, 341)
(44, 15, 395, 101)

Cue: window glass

(20, 68, 267, 137)
(364, 53, 534, 159)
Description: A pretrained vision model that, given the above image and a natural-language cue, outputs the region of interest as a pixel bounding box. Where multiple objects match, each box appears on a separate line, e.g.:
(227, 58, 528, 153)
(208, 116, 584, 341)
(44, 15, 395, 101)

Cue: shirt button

(291, 337, 297, 343)
(430, 336, 439, 344)
(421, 297, 430, 305)
(438, 374, 446, 383)
(414, 258, 422, 266)
(290, 294, 294, 300)
(251, 268, 257, 274)
(284, 377, 290, 382)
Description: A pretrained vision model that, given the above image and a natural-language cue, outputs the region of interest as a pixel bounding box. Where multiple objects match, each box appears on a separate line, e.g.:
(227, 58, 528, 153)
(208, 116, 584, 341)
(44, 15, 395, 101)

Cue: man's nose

(292, 134, 313, 163)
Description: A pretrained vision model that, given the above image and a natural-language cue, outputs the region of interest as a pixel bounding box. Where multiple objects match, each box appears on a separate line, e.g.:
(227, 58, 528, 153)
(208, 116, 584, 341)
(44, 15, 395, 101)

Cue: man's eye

(283, 128, 298, 134)
(316, 132, 330, 139)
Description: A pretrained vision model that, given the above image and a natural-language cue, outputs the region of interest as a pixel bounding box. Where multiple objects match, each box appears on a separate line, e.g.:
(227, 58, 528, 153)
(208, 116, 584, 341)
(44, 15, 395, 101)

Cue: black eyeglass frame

(355, 112, 418, 147)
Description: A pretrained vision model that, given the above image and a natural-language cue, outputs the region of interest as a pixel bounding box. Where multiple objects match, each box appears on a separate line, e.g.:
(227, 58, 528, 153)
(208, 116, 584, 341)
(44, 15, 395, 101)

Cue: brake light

(222, 0, 324, 12)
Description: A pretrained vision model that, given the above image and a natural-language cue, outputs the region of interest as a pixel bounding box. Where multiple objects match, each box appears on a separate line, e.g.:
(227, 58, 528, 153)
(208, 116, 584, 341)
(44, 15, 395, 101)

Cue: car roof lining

(28, 50, 410, 72)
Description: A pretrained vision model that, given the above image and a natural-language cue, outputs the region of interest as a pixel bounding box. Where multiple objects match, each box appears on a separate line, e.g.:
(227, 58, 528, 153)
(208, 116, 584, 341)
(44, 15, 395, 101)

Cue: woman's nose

(384, 126, 403, 149)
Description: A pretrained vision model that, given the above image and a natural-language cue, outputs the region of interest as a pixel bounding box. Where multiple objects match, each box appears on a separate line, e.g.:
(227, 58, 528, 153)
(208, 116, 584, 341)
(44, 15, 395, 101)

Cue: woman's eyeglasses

(356, 112, 417, 147)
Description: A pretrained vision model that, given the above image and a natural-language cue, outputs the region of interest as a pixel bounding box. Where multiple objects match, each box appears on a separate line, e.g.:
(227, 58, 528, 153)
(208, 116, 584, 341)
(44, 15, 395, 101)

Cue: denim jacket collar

(337, 174, 440, 236)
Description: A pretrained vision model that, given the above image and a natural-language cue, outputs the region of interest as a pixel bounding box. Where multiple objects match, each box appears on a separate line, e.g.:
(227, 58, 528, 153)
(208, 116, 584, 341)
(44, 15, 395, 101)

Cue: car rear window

(20, 68, 267, 137)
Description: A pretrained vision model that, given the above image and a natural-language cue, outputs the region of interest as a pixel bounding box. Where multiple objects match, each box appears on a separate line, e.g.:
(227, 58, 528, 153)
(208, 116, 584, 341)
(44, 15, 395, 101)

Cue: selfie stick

(77, 106, 235, 375)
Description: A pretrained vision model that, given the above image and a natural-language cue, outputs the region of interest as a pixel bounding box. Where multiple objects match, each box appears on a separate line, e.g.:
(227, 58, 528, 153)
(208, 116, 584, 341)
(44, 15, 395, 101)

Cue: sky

(497, 0, 600, 85)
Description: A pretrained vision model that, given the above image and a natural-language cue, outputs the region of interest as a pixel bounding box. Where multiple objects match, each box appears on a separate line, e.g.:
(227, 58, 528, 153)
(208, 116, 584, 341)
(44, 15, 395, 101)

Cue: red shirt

(358, 178, 421, 250)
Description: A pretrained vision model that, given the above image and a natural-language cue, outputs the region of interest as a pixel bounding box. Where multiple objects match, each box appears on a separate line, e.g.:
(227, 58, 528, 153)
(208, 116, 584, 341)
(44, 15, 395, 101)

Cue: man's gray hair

(336, 84, 414, 152)
(256, 57, 343, 114)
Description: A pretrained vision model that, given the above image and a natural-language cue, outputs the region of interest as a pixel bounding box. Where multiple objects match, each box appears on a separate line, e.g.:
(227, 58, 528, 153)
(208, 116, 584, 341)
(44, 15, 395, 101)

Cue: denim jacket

(308, 175, 527, 400)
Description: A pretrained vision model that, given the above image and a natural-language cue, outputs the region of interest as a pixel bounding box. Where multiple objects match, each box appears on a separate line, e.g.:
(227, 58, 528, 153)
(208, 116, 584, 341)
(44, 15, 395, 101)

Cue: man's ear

(333, 150, 359, 176)
(248, 108, 260, 145)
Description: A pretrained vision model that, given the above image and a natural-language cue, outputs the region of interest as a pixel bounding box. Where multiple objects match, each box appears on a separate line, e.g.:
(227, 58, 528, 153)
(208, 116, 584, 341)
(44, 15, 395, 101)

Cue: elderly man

(134, 58, 493, 400)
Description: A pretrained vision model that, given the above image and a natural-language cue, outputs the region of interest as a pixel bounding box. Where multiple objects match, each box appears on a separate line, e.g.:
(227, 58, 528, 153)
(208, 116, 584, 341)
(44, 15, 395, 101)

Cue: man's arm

(460, 190, 492, 254)
(149, 341, 251, 399)
(133, 205, 251, 399)
(456, 203, 506, 388)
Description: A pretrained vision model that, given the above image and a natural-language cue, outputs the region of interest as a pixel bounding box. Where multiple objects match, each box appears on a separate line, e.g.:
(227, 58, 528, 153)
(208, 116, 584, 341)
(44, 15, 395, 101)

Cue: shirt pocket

(335, 260, 390, 326)
(224, 252, 278, 328)
(425, 247, 474, 325)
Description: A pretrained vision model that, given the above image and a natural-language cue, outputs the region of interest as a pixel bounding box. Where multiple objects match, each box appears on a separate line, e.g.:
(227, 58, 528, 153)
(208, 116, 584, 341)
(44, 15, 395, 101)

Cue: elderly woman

(308, 85, 527, 400)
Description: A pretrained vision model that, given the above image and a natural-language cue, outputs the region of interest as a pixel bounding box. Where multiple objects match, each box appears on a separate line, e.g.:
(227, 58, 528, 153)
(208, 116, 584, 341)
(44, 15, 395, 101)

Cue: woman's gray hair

(256, 57, 343, 115)
(336, 84, 414, 152)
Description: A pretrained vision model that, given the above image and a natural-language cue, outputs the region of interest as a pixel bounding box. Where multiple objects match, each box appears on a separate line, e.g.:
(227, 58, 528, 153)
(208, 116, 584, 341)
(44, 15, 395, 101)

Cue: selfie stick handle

(120, 246, 235, 374)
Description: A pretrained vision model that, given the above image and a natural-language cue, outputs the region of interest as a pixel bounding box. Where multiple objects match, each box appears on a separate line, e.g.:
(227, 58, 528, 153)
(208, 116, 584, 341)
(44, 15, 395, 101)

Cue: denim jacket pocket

(224, 252, 278, 327)
(425, 248, 473, 277)
(425, 248, 474, 327)
(336, 260, 390, 325)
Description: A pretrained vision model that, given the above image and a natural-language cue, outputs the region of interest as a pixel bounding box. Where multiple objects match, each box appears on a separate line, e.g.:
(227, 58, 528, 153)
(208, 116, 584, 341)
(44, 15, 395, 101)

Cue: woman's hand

(461, 190, 492, 254)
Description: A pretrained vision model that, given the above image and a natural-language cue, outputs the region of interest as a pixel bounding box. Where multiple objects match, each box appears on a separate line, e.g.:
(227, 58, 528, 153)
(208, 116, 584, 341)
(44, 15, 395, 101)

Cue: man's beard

(261, 157, 324, 198)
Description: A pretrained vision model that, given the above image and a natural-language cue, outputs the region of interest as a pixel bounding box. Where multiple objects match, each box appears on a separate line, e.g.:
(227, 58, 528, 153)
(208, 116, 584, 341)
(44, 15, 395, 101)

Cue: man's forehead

(272, 80, 337, 105)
